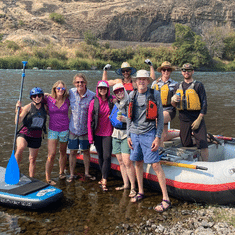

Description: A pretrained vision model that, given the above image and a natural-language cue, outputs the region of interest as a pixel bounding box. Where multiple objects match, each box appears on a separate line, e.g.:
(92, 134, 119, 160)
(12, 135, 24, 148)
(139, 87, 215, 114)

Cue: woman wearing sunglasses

(148, 61, 179, 149)
(15, 87, 47, 178)
(111, 83, 136, 197)
(44, 80, 70, 185)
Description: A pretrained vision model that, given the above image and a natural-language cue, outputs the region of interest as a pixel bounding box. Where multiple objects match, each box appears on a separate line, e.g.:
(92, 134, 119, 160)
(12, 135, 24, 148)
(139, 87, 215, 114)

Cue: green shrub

(0, 58, 9, 69)
(84, 31, 99, 47)
(49, 13, 65, 24)
(47, 58, 65, 70)
(28, 58, 48, 69)
(5, 40, 20, 51)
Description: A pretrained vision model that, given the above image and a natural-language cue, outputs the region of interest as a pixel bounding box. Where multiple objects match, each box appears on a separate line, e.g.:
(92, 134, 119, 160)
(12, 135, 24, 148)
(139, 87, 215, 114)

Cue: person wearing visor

(88, 80, 114, 191)
(15, 87, 47, 177)
(171, 63, 208, 161)
(127, 70, 171, 212)
(146, 60, 179, 150)
(111, 83, 136, 198)
(102, 62, 137, 93)
(44, 80, 70, 185)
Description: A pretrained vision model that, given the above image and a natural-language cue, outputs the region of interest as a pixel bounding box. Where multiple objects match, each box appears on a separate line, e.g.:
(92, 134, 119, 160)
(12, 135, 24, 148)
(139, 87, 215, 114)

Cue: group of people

(14, 59, 208, 213)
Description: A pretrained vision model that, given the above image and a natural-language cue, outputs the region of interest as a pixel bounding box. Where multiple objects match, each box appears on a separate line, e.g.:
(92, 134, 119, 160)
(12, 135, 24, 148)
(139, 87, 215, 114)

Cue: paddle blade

(5, 150, 20, 185)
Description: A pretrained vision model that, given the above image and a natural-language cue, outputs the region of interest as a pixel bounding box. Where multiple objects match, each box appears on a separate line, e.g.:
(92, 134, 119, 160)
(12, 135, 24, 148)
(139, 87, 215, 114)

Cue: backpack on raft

(109, 104, 127, 130)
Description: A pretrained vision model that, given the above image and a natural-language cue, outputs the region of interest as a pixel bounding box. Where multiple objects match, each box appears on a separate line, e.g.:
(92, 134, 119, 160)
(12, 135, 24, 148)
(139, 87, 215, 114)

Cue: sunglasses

(56, 87, 65, 91)
(121, 69, 131, 73)
(182, 69, 192, 72)
(31, 94, 43, 99)
(114, 88, 124, 94)
(162, 68, 172, 72)
(75, 81, 85, 84)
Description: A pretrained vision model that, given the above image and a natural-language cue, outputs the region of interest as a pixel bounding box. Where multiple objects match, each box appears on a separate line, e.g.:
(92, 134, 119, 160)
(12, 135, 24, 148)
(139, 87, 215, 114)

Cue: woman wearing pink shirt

(88, 80, 114, 191)
(44, 80, 70, 185)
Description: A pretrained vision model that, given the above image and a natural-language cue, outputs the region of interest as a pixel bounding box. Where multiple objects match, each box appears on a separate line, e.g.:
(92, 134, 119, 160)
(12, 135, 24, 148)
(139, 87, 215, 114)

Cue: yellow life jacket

(152, 83, 171, 107)
(176, 81, 201, 111)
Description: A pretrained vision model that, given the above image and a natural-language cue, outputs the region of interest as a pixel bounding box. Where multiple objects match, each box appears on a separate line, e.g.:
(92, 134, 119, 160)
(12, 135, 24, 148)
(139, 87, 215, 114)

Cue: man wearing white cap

(127, 70, 171, 212)
(102, 62, 137, 94)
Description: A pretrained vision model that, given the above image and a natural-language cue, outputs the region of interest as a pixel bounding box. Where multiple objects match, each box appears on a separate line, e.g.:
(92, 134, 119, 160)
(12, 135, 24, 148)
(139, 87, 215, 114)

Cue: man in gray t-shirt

(127, 70, 171, 212)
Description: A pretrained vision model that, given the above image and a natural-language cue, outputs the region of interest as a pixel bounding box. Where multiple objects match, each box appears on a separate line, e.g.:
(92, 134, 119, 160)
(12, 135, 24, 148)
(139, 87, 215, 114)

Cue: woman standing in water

(87, 80, 114, 191)
(111, 83, 136, 197)
(44, 80, 70, 185)
(15, 87, 47, 178)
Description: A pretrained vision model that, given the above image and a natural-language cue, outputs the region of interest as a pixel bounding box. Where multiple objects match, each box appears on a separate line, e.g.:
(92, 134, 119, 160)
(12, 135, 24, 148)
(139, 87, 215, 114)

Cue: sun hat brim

(156, 66, 175, 72)
(115, 67, 137, 76)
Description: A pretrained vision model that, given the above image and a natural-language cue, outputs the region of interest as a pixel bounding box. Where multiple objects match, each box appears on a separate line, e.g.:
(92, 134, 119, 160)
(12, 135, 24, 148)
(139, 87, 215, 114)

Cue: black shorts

(180, 119, 208, 149)
(163, 109, 176, 124)
(17, 133, 42, 149)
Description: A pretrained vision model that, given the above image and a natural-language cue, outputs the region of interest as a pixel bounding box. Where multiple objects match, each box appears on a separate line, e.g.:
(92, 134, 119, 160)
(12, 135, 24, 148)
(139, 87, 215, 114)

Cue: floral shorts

(48, 129, 69, 142)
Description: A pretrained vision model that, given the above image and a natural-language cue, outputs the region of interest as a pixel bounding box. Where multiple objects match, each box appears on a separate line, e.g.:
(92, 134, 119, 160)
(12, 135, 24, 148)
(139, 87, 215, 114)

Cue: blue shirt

(69, 88, 95, 136)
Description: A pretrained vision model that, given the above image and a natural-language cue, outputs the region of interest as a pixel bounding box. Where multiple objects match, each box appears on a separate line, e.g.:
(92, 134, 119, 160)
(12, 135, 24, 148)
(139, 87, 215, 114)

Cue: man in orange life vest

(102, 62, 137, 94)
(171, 63, 208, 161)
(127, 70, 171, 212)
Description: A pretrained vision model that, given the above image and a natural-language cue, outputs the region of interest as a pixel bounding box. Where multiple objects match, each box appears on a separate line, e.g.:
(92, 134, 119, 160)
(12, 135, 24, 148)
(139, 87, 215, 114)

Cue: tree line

(0, 24, 235, 71)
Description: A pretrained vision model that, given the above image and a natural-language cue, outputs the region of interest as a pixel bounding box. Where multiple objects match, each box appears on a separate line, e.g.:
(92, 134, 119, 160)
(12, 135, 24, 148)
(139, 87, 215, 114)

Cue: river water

(0, 69, 235, 234)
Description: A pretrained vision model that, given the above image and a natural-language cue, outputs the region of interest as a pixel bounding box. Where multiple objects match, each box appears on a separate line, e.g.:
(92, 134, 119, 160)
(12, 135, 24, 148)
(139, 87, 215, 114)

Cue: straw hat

(133, 70, 151, 83)
(157, 61, 175, 72)
(115, 62, 137, 76)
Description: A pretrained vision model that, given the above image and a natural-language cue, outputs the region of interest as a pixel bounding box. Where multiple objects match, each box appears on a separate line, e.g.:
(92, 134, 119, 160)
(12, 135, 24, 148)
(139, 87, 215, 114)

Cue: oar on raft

(160, 160, 208, 171)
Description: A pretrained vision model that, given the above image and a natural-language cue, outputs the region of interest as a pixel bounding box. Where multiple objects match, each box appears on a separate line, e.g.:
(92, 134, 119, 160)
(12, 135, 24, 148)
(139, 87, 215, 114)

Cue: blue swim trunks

(130, 129, 160, 164)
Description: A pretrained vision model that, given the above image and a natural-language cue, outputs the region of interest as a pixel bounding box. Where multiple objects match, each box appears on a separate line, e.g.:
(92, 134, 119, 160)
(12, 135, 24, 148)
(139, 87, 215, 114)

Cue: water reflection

(0, 69, 235, 233)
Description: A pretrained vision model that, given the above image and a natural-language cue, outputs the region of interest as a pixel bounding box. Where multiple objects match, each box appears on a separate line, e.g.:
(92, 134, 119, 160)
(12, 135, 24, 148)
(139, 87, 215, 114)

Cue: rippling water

(0, 69, 235, 234)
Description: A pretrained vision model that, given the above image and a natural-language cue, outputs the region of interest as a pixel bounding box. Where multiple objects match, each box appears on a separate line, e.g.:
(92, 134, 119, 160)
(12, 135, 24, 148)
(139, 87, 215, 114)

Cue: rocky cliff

(1, 0, 235, 45)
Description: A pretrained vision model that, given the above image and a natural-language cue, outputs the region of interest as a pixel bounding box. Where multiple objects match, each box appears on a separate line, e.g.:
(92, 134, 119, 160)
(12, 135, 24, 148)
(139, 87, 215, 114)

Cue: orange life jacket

(123, 82, 134, 94)
(128, 89, 158, 121)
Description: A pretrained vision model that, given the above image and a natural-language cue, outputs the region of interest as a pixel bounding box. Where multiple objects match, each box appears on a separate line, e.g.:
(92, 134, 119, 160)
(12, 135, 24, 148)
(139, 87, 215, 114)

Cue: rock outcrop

(0, 0, 235, 44)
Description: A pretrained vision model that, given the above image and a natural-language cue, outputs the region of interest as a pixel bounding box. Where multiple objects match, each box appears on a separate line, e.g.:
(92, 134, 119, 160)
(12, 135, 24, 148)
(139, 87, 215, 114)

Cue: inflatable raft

(0, 167, 63, 209)
(76, 131, 235, 205)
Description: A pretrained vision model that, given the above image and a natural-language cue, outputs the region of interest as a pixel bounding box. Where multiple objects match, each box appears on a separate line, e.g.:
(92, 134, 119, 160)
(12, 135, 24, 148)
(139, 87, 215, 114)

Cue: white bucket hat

(113, 83, 125, 92)
(115, 62, 137, 76)
(133, 70, 151, 82)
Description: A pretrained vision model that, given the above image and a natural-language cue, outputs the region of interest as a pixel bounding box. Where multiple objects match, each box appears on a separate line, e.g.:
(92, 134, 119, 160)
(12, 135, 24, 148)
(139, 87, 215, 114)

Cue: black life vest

(91, 96, 114, 133)
(22, 103, 47, 134)
(128, 88, 158, 121)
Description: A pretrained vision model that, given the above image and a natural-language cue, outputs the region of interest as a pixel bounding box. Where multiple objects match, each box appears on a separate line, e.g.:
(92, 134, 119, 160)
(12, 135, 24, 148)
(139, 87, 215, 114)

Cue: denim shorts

(48, 129, 69, 142)
(68, 132, 90, 150)
(130, 129, 160, 164)
(112, 137, 130, 155)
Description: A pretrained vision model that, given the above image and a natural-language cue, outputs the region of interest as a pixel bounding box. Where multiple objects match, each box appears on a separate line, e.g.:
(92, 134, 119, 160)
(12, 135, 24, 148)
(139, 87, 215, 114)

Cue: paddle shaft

(13, 61, 27, 151)
(160, 160, 208, 171)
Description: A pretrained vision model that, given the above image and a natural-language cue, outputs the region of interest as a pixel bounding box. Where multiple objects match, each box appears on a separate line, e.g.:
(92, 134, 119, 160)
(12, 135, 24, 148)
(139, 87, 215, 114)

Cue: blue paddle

(5, 61, 28, 185)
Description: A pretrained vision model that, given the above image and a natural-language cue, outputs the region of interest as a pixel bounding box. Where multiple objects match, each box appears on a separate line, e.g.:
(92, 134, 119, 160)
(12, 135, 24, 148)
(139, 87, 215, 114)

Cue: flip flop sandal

(101, 184, 108, 192)
(85, 174, 96, 181)
(129, 189, 137, 198)
(66, 175, 78, 183)
(47, 180, 56, 186)
(130, 193, 145, 202)
(98, 180, 103, 185)
(59, 173, 66, 180)
(115, 185, 130, 191)
(153, 199, 171, 213)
